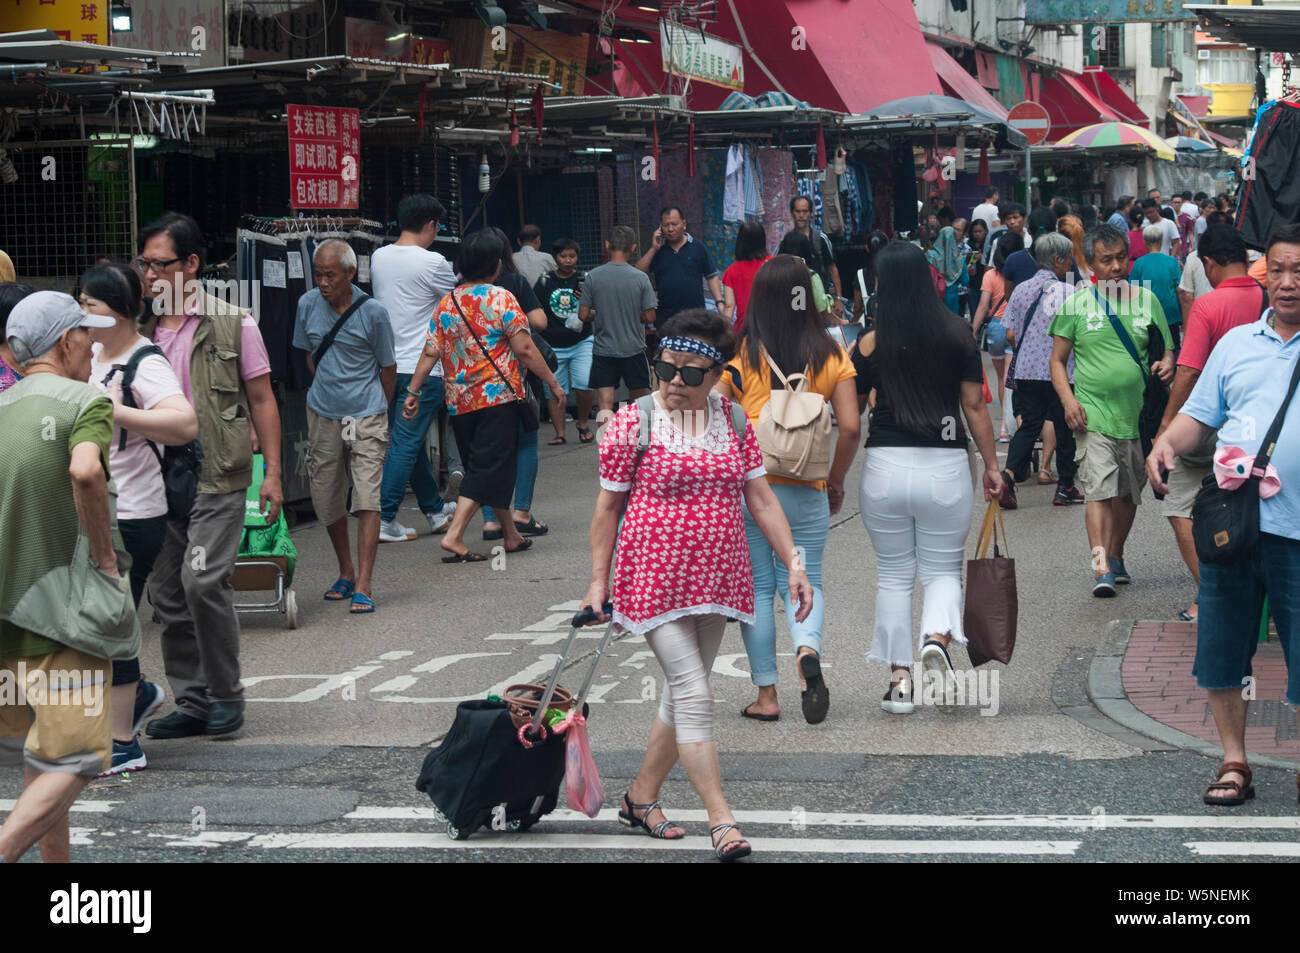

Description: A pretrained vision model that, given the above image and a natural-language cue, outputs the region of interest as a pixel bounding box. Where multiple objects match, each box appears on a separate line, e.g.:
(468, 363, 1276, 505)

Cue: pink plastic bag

(559, 710, 603, 818)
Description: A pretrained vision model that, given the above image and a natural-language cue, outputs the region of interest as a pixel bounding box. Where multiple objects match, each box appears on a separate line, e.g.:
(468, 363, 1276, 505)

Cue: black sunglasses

(654, 359, 715, 387)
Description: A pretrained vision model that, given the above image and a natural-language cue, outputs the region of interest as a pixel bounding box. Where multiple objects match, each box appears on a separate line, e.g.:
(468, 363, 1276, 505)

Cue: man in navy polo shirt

(1148, 223, 1300, 808)
(635, 206, 723, 332)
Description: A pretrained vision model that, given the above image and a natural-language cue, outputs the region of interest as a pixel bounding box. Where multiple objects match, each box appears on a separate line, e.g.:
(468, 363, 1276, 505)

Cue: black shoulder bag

(1091, 288, 1168, 444)
(1191, 348, 1300, 565)
(449, 291, 540, 433)
(312, 293, 370, 367)
(113, 345, 205, 519)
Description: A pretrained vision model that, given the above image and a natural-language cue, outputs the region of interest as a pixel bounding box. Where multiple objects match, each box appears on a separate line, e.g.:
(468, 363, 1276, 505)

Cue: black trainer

(145, 710, 207, 739)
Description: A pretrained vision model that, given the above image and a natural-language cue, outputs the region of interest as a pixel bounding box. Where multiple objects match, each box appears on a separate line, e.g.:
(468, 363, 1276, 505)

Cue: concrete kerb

(1078, 619, 1300, 771)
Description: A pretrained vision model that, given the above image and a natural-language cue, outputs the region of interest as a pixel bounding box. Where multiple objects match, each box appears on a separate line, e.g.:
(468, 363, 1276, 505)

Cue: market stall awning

(1039, 70, 1124, 141)
(1080, 67, 1147, 125)
(926, 42, 1008, 120)
(1185, 4, 1300, 55)
(849, 93, 1028, 150)
(576, 0, 940, 113)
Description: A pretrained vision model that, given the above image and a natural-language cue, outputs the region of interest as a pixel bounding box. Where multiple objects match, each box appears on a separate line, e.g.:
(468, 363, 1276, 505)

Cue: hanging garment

(821, 166, 845, 238)
(724, 144, 745, 222)
(742, 146, 764, 219)
(1237, 99, 1300, 251)
(851, 161, 874, 236)
(892, 143, 919, 234)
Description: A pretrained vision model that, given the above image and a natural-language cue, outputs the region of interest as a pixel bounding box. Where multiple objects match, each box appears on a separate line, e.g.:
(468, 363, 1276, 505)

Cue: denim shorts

(1193, 532, 1300, 706)
(986, 318, 1008, 358)
(545, 338, 594, 397)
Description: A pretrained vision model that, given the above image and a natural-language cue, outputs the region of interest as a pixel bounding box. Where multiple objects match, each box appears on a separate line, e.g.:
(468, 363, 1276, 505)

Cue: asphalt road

(4, 367, 1296, 863)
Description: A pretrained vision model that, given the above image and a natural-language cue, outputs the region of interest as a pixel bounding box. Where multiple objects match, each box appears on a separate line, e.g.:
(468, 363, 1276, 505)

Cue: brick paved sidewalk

(1122, 621, 1299, 764)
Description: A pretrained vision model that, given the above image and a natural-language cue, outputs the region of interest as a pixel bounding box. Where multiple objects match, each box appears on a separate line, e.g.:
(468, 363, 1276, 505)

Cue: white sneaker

(881, 676, 915, 715)
(379, 518, 418, 543)
(444, 469, 464, 501)
(426, 501, 457, 534)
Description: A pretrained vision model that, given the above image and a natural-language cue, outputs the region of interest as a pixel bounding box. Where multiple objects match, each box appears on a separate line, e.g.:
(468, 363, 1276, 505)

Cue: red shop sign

(288, 104, 360, 210)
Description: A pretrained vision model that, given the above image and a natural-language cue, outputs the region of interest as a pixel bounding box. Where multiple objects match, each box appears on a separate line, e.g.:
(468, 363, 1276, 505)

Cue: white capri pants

(644, 613, 728, 745)
(859, 446, 974, 667)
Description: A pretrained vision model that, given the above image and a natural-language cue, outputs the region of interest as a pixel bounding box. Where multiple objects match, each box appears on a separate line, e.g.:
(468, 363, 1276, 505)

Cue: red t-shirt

(1178, 275, 1269, 371)
(722, 256, 769, 331)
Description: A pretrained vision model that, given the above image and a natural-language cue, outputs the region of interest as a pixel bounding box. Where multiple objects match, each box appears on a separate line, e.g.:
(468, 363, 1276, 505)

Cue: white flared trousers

(859, 446, 974, 667)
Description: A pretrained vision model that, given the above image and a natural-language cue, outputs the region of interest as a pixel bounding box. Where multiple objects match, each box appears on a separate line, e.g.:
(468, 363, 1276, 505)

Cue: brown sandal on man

(1203, 761, 1255, 806)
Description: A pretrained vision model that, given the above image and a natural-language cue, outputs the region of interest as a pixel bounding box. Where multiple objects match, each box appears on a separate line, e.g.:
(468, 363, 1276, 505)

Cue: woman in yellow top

(715, 255, 861, 723)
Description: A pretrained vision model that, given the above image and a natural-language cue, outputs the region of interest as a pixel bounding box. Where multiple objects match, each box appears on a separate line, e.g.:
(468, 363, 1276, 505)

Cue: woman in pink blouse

(581, 309, 813, 862)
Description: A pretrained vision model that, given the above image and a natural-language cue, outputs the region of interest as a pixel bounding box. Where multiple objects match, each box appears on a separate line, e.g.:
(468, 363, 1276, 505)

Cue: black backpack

(114, 345, 204, 519)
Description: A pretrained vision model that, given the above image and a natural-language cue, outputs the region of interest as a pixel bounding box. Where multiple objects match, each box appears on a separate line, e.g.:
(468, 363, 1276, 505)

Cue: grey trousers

(148, 489, 246, 719)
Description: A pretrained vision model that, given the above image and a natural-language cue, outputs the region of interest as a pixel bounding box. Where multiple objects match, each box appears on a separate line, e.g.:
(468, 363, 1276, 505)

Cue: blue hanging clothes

(742, 146, 764, 219)
(723, 144, 745, 222)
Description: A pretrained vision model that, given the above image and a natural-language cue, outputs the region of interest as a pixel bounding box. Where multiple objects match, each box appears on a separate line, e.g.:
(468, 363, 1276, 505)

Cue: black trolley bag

(416, 603, 616, 840)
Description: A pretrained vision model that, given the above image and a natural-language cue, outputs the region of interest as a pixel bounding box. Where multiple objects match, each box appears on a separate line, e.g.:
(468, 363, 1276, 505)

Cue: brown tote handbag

(963, 500, 1018, 667)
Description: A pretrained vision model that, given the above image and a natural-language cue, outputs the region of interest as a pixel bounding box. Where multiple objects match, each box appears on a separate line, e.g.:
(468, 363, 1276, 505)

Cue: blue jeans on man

(381, 372, 451, 521)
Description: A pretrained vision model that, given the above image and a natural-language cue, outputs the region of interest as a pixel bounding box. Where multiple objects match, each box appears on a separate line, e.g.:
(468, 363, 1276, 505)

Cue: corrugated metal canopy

(1184, 5, 1300, 54)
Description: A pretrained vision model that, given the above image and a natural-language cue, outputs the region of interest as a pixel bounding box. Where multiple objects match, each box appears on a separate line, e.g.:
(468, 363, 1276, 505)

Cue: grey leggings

(646, 613, 728, 745)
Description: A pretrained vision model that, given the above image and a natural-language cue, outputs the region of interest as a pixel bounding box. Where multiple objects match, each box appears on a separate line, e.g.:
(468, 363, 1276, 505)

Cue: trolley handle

(571, 601, 614, 629)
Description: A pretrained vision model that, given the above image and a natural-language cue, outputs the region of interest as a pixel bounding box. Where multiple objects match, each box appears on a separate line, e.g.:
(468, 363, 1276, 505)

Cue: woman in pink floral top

(0, 282, 35, 394)
(581, 310, 812, 863)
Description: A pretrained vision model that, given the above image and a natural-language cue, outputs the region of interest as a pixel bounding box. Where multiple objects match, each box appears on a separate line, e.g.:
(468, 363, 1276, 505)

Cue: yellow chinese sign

(5, 0, 108, 45)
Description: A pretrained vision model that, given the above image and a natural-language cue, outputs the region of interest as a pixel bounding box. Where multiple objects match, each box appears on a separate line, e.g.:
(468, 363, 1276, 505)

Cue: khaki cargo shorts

(0, 647, 111, 775)
(306, 409, 389, 525)
(1160, 459, 1213, 519)
(1074, 430, 1145, 505)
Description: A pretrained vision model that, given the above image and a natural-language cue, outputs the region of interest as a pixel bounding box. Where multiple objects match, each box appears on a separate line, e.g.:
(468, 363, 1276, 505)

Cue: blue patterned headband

(658, 336, 722, 364)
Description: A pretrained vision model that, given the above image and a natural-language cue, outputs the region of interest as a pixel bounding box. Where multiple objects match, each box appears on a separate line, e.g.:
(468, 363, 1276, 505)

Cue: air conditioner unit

(1198, 49, 1210, 60)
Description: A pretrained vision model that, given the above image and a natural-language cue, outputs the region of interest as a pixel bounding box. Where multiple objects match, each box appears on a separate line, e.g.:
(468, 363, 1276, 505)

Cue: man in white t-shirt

(370, 194, 459, 543)
(1177, 210, 1231, 322)
(971, 186, 1000, 234)
(1141, 198, 1180, 256)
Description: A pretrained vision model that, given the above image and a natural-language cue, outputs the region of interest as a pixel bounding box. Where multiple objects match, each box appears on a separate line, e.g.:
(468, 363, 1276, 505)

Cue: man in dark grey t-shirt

(580, 225, 657, 423)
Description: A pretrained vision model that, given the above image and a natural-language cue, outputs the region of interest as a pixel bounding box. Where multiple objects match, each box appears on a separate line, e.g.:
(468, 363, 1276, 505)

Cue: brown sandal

(1203, 761, 1255, 806)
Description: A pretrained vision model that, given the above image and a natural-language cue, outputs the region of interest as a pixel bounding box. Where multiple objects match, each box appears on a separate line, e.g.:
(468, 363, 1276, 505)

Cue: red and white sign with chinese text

(288, 104, 360, 210)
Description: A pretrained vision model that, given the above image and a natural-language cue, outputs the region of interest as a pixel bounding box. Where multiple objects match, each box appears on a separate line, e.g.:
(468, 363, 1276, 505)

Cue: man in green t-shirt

(0, 291, 120, 863)
(1049, 225, 1174, 598)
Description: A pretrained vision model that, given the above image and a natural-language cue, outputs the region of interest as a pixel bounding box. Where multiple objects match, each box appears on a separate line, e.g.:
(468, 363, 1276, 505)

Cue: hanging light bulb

(478, 153, 491, 192)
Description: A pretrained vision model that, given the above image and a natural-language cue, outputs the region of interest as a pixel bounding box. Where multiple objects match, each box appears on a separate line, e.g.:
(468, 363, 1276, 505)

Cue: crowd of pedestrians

(1, 184, 1297, 864)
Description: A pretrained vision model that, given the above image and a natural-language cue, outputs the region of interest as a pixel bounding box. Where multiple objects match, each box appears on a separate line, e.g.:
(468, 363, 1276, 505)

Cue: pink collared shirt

(152, 303, 272, 402)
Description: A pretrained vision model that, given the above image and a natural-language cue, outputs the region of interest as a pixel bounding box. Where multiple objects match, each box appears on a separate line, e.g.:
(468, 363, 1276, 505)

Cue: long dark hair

(871, 242, 977, 435)
(78, 262, 143, 322)
(490, 227, 519, 274)
(740, 256, 838, 383)
(734, 221, 768, 262)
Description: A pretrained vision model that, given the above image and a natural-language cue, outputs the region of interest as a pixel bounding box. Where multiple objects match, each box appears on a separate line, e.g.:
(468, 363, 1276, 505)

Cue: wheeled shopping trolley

(232, 454, 299, 629)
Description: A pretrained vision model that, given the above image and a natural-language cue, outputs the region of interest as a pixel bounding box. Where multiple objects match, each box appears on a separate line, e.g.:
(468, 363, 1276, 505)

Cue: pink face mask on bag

(1213, 445, 1282, 499)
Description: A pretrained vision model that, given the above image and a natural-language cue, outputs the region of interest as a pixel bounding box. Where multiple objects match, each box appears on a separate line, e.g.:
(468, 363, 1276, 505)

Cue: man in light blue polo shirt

(293, 239, 396, 614)
(1147, 223, 1300, 808)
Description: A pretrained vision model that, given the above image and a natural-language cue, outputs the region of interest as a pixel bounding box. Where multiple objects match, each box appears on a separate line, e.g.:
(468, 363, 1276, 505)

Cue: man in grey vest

(137, 212, 284, 738)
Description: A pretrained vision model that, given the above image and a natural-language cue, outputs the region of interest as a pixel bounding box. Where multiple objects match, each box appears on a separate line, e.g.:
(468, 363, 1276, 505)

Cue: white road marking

(343, 806, 1300, 829)
(151, 831, 1083, 855)
(0, 799, 118, 814)
(1185, 841, 1300, 857)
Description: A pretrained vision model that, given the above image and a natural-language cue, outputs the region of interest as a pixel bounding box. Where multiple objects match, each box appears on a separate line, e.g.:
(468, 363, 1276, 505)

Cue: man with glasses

(136, 212, 283, 739)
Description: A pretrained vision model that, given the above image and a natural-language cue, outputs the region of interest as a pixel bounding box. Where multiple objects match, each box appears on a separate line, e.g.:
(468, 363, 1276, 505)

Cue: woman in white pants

(852, 242, 1004, 714)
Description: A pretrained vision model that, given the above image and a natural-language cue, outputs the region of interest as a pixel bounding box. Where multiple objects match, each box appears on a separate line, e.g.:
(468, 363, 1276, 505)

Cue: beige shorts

(1160, 459, 1212, 519)
(306, 409, 389, 525)
(1074, 430, 1145, 505)
(0, 647, 111, 776)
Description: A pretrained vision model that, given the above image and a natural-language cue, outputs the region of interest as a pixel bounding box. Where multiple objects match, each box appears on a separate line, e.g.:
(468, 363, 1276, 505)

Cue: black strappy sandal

(618, 791, 685, 839)
(710, 823, 752, 862)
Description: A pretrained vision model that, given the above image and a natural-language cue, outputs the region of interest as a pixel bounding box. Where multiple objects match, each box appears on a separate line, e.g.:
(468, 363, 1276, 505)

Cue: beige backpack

(756, 349, 833, 482)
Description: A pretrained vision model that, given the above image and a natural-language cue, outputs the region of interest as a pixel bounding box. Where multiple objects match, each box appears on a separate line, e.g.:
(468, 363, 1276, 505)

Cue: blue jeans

(740, 483, 828, 687)
(1194, 532, 1300, 705)
(381, 373, 447, 521)
(483, 417, 538, 522)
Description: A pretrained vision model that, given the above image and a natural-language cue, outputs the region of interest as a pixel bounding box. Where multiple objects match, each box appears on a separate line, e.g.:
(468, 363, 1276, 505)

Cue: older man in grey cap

(0, 291, 138, 863)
